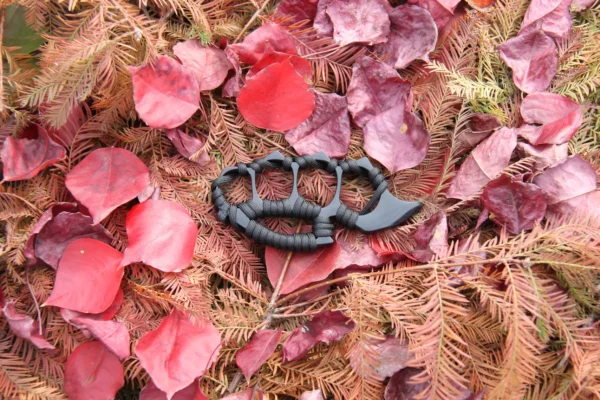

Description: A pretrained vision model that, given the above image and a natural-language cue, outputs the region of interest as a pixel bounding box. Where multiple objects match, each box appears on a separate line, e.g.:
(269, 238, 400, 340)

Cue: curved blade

(355, 191, 422, 232)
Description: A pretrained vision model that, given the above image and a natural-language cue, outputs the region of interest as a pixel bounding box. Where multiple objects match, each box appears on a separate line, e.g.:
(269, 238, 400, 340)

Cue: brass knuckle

(211, 151, 422, 252)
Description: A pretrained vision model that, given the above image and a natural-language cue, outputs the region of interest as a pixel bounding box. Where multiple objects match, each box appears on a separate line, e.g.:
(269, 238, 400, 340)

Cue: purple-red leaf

(458, 113, 502, 149)
(384, 368, 430, 400)
(139, 380, 208, 400)
(497, 29, 558, 94)
(408, 0, 461, 29)
(481, 175, 547, 234)
(65, 147, 151, 224)
(128, 56, 200, 129)
(45, 104, 86, 147)
(334, 234, 394, 271)
(64, 341, 124, 400)
(532, 155, 596, 204)
(135, 310, 221, 399)
(517, 92, 583, 145)
(165, 129, 210, 166)
(230, 24, 297, 65)
(412, 211, 448, 262)
(2, 301, 54, 350)
(347, 56, 412, 127)
(45, 238, 124, 314)
(314, 0, 335, 37)
(448, 127, 518, 200)
(237, 60, 315, 131)
(545, 191, 600, 223)
(282, 310, 355, 363)
(173, 40, 232, 91)
(374, 5, 438, 69)
(520, 0, 572, 39)
(285, 92, 351, 158)
(516, 142, 568, 169)
(363, 105, 431, 173)
(122, 199, 198, 273)
(1, 123, 65, 182)
(276, 0, 320, 23)
(222, 48, 244, 98)
(326, 0, 390, 46)
(236, 329, 283, 382)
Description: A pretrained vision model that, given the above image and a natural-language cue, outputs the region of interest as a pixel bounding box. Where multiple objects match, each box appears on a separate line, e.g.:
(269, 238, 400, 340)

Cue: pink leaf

(222, 48, 244, 98)
(299, 389, 324, 400)
(237, 60, 315, 131)
(347, 56, 413, 127)
(481, 175, 547, 234)
(497, 29, 558, 94)
(516, 142, 568, 170)
(266, 241, 341, 295)
(447, 127, 518, 200)
(2, 301, 54, 350)
(350, 336, 411, 381)
(408, 0, 461, 29)
(122, 199, 198, 273)
(384, 368, 430, 400)
(363, 105, 431, 173)
(276, 0, 320, 23)
(374, 5, 438, 69)
(135, 310, 221, 399)
(572, 0, 595, 11)
(282, 310, 355, 362)
(517, 92, 583, 145)
(139, 380, 208, 400)
(165, 129, 210, 166)
(65, 147, 151, 224)
(230, 24, 297, 65)
(326, 0, 391, 46)
(458, 113, 502, 149)
(221, 388, 265, 400)
(173, 40, 232, 91)
(285, 92, 351, 158)
(545, 191, 600, 224)
(520, 0, 572, 39)
(532, 155, 596, 204)
(1, 123, 65, 182)
(246, 52, 312, 81)
(411, 211, 448, 262)
(64, 341, 124, 400)
(236, 329, 283, 382)
(314, 0, 335, 37)
(128, 56, 200, 129)
(44, 238, 124, 314)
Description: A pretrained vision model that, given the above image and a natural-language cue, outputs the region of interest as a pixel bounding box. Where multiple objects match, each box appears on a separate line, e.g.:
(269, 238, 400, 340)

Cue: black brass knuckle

(211, 151, 422, 252)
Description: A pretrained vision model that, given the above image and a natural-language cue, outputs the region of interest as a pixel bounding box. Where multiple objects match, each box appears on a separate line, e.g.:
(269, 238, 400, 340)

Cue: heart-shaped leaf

(236, 329, 283, 382)
(173, 40, 232, 91)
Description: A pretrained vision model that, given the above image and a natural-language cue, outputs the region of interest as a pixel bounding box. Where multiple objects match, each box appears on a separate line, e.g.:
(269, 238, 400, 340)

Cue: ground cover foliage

(0, 0, 600, 398)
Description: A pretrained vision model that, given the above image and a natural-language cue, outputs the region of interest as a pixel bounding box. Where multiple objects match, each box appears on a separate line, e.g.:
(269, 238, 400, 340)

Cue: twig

(25, 267, 43, 335)
(234, 0, 271, 43)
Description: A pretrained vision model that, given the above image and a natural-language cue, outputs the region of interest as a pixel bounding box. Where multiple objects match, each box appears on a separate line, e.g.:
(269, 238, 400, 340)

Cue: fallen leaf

(45, 238, 124, 314)
(275, 0, 320, 23)
(128, 56, 200, 129)
(282, 310, 355, 362)
(459, 113, 503, 149)
(221, 388, 265, 400)
(64, 341, 124, 400)
(481, 175, 547, 234)
(45, 104, 87, 147)
(520, 0, 572, 39)
(2, 301, 54, 350)
(237, 60, 315, 131)
(246, 52, 312, 81)
(236, 329, 283, 382)
(326, 0, 390, 46)
(173, 40, 232, 91)
(571, 0, 595, 11)
(122, 199, 198, 273)
(347, 56, 413, 127)
(516, 142, 568, 169)
(517, 92, 583, 145)
(350, 336, 411, 380)
(135, 310, 221, 399)
(384, 367, 430, 400)
(334, 234, 393, 271)
(65, 147, 151, 224)
(412, 211, 448, 262)
(363, 105, 431, 173)
(447, 127, 518, 200)
(165, 129, 211, 166)
(408, 0, 461, 29)
(497, 29, 558, 94)
(266, 240, 341, 295)
(1, 123, 65, 182)
(230, 24, 297, 65)
(532, 155, 596, 204)
(222, 48, 244, 97)
(313, 0, 335, 37)
(139, 380, 208, 400)
(545, 190, 600, 223)
(374, 5, 438, 69)
(285, 92, 351, 158)
(299, 389, 324, 400)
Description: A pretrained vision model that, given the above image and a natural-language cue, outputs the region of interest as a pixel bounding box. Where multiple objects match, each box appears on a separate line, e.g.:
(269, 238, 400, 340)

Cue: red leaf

(517, 92, 583, 145)
(135, 310, 221, 399)
(334, 234, 394, 271)
(411, 211, 448, 262)
(275, 0, 320, 23)
(532, 155, 596, 204)
(448, 127, 518, 200)
(2, 301, 54, 350)
(516, 142, 568, 170)
(374, 5, 438, 69)
(282, 310, 355, 362)
(545, 191, 600, 224)
(122, 199, 198, 272)
(222, 48, 244, 98)
(45, 238, 124, 314)
(34, 209, 113, 270)
(173, 40, 232, 91)
(326, 0, 391, 47)
(299, 389, 324, 400)
(384, 368, 430, 400)
(230, 24, 297, 65)
(235, 329, 283, 382)
(237, 60, 315, 131)
(128, 56, 200, 129)
(139, 380, 208, 400)
(458, 113, 502, 149)
(350, 336, 411, 381)
(1, 123, 65, 182)
(497, 30, 558, 94)
(64, 341, 124, 400)
(45, 104, 87, 147)
(247, 52, 312, 81)
(66, 147, 151, 224)
(221, 388, 265, 400)
(408, 0, 461, 29)
(347, 56, 413, 127)
(266, 240, 341, 295)
(481, 176, 547, 234)
(520, 0, 572, 39)
(165, 129, 210, 166)
(314, 0, 335, 37)
(285, 92, 351, 158)
(363, 105, 431, 173)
